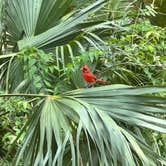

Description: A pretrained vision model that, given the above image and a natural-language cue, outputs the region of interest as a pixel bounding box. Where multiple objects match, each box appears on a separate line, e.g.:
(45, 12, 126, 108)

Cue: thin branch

(0, 93, 62, 99)
(0, 111, 10, 116)
(99, 62, 165, 75)
(0, 53, 18, 59)
(0, 93, 48, 98)
(5, 56, 15, 93)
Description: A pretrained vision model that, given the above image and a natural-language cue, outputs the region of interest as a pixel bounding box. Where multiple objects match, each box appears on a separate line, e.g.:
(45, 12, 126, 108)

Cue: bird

(81, 64, 109, 84)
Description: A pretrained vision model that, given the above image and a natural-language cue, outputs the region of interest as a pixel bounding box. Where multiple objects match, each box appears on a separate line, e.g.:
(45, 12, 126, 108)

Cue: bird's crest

(81, 64, 90, 72)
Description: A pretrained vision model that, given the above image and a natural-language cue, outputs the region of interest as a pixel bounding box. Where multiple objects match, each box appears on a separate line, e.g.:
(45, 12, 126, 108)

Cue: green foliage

(0, 0, 165, 165)
(15, 48, 107, 93)
(0, 96, 30, 159)
(141, 4, 157, 17)
(104, 20, 166, 85)
(17, 48, 55, 92)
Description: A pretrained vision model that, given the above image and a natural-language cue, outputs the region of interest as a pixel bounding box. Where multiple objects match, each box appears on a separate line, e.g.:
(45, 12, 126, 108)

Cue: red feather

(81, 65, 109, 84)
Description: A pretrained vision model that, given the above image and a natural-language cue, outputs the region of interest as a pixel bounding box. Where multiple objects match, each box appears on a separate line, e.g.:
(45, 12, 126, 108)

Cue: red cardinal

(81, 65, 108, 84)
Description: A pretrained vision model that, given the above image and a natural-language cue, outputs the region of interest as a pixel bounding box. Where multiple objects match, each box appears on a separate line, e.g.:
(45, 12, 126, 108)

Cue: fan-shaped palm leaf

(3, 0, 107, 50)
(5, 85, 166, 166)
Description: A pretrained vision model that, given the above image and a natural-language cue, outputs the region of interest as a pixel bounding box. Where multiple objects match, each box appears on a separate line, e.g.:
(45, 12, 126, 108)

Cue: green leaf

(11, 85, 166, 165)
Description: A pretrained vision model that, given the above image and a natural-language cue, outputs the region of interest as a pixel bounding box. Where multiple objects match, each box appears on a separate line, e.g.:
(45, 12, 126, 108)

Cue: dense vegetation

(0, 0, 166, 165)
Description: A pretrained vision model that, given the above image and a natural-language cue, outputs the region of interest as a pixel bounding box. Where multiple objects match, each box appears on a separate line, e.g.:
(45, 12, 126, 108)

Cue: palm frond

(5, 0, 73, 38)
(17, 0, 107, 50)
(3, 0, 108, 54)
(10, 85, 166, 166)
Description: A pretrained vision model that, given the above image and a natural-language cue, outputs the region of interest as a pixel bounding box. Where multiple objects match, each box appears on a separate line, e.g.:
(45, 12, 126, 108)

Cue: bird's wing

(88, 72, 96, 79)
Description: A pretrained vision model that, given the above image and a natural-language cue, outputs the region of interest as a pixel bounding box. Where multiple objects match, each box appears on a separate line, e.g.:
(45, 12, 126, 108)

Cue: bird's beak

(80, 67, 83, 71)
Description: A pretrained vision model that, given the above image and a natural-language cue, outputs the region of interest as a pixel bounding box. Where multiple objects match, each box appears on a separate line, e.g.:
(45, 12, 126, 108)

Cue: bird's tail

(96, 79, 110, 84)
